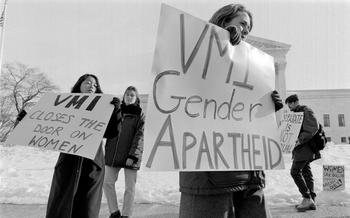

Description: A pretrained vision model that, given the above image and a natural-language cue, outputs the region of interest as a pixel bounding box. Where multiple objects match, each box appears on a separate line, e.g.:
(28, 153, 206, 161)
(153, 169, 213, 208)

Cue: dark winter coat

(46, 144, 104, 218)
(179, 170, 265, 195)
(291, 105, 319, 161)
(104, 103, 145, 170)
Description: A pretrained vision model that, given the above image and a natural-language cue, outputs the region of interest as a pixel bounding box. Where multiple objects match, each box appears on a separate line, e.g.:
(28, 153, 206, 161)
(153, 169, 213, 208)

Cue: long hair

(122, 86, 140, 105)
(71, 74, 103, 94)
(209, 4, 253, 31)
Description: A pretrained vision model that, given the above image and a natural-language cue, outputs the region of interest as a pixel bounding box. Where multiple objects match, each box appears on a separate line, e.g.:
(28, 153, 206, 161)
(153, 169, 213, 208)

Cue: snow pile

(1, 143, 349, 206)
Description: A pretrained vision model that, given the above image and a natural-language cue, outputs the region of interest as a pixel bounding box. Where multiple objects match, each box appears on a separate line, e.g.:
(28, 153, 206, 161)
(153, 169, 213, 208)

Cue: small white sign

(279, 112, 304, 153)
(323, 165, 345, 191)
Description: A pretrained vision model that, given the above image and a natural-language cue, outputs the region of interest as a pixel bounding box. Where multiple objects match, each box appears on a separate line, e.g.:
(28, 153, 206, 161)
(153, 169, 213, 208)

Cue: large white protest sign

(6, 93, 114, 160)
(323, 165, 345, 191)
(143, 4, 284, 171)
(279, 112, 304, 153)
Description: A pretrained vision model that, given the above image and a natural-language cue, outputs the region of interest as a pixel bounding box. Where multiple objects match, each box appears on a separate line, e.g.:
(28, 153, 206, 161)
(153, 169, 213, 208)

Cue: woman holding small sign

(45, 74, 106, 218)
(179, 4, 284, 218)
(103, 86, 145, 218)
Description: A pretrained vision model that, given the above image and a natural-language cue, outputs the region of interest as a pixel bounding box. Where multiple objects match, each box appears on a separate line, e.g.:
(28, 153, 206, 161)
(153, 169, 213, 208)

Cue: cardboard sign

(279, 112, 304, 153)
(323, 165, 345, 191)
(143, 4, 284, 171)
(6, 93, 114, 160)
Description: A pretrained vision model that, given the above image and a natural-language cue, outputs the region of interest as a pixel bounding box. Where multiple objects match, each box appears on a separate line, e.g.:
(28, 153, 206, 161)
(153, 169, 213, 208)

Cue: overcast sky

(2, 0, 350, 94)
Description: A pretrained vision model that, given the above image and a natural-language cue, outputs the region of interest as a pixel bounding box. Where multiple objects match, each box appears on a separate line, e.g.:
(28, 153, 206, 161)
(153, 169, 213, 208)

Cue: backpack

(311, 123, 327, 151)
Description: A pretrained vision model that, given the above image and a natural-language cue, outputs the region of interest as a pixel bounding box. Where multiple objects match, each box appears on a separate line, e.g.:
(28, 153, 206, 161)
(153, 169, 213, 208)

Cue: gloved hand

(16, 109, 27, 122)
(110, 97, 121, 110)
(226, 25, 242, 46)
(14, 109, 27, 128)
(271, 90, 283, 112)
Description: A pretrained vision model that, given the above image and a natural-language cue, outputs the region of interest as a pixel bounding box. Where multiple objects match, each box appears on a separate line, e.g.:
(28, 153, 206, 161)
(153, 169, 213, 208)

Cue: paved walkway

(1, 203, 350, 218)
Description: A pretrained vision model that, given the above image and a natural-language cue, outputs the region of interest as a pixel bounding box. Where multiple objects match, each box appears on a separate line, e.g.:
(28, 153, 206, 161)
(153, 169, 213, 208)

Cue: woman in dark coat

(46, 74, 106, 218)
(103, 86, 145, 218)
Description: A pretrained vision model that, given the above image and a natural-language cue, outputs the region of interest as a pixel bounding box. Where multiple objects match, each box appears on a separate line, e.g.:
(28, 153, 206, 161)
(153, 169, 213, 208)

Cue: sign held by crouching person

(6, 93, 114, 160)
(143, 4, 284, 171)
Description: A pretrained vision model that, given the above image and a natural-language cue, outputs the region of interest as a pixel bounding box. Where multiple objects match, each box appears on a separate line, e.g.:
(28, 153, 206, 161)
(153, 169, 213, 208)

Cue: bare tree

(0, 62, 59, 142)
(0, 95, 15, 139)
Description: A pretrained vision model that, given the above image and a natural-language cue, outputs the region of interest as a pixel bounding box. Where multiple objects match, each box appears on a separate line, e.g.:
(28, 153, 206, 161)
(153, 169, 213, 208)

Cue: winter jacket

(291, 105, 319, 161)
(104, 103, 145, 170)
(179, 170, 265, 195)
(46, 144, 104, 218)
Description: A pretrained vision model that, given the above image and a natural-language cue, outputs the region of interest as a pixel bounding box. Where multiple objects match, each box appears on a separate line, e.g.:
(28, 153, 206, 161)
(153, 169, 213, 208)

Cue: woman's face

(80, 76, 97, 93)
(124, 90, 137, 105)
(225, 11, 251, 41)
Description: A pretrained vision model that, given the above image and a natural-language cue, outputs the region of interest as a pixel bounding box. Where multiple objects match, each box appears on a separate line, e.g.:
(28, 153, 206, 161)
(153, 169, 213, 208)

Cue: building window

(338, 114, 345, 127)
(323, 114, 330, 127)
(341, 137, 347, 143)
(326, 137, 331, 142)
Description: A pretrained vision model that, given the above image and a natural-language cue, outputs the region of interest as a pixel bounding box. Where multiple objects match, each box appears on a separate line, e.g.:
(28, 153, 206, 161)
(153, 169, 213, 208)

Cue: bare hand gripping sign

(6, 93, 114, 160)
(143, 4, 285, 171)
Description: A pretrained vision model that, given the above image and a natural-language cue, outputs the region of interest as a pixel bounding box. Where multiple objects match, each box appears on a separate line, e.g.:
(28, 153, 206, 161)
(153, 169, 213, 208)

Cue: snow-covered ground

(1, 143, 349, 207)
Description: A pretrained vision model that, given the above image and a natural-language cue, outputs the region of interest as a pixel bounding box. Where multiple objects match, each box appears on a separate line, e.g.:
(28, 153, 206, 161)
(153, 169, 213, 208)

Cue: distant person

(179, 4, 284, 218)
(103, 86, 145, 218)
(285, 94, 320, 212)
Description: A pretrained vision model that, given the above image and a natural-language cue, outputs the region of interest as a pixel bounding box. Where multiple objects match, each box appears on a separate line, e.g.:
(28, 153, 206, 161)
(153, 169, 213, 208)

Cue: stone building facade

(286, 89, 350, 144)
(246, 35, 291, 99)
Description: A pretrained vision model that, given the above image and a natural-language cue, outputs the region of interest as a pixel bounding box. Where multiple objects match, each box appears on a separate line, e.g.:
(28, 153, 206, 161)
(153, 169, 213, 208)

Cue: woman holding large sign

(179, 4, 283, 218)
(45, 74, 106, 218)
(103, 86, 145, 218)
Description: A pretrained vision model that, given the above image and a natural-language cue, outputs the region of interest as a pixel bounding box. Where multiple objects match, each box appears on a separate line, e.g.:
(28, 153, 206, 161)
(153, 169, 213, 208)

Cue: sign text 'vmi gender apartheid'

(142, 4, 284, 171)
(6, 93, 114, 160)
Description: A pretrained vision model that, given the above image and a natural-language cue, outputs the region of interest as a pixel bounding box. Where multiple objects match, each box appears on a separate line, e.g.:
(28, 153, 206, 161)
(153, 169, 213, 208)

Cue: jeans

(103, 166, 137, 216)
(179, 188, 271, 218)
(290, 160, 316, 200)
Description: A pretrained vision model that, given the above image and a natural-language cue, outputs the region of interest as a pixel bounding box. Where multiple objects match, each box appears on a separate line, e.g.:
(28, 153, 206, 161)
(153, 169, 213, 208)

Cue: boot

(311, 192, 316, 202)
(296, 198, 316, 212)
(109, 210, 121, 218)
